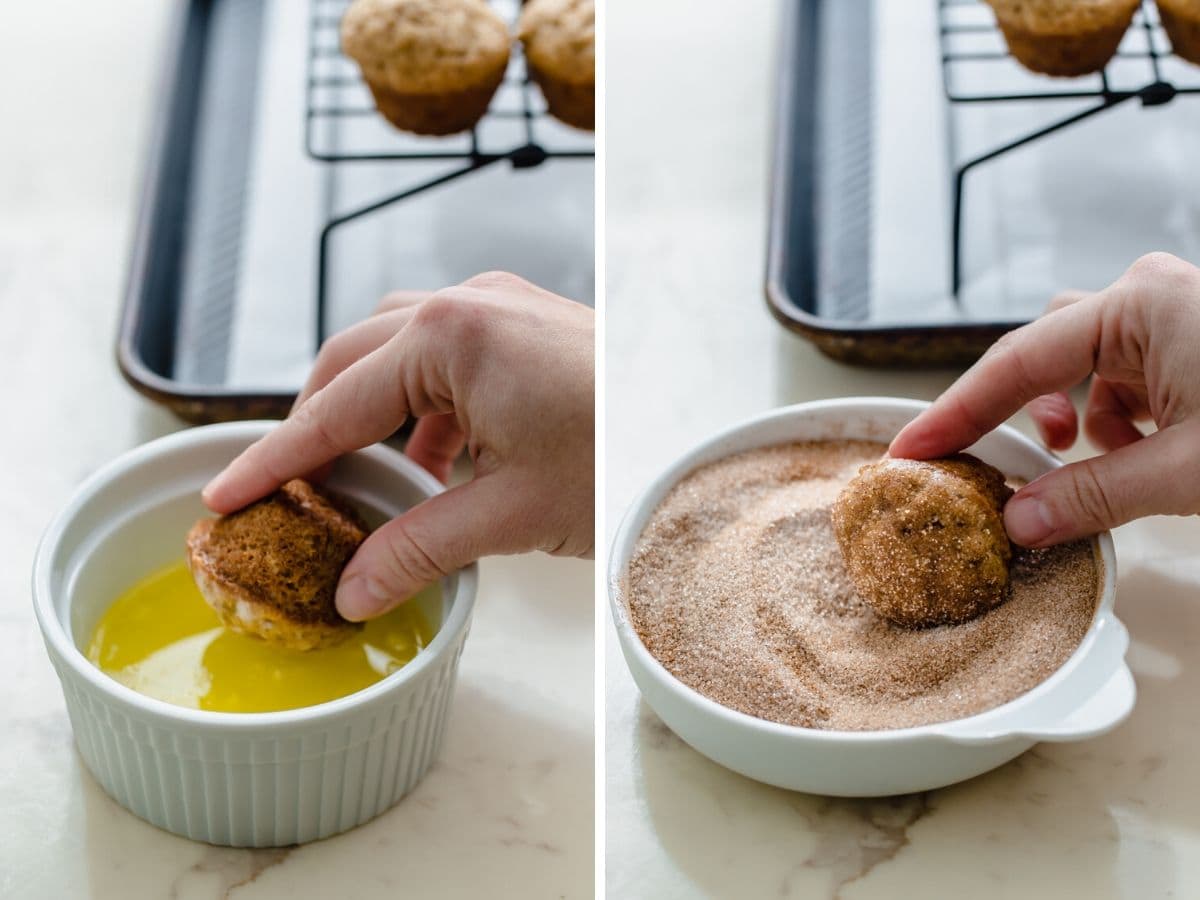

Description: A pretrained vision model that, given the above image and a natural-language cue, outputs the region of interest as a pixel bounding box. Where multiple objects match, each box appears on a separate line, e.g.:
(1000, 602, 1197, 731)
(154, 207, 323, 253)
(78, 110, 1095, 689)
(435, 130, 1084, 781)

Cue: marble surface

(605, 0, 1200, 897)
(0, 3, 592, 898)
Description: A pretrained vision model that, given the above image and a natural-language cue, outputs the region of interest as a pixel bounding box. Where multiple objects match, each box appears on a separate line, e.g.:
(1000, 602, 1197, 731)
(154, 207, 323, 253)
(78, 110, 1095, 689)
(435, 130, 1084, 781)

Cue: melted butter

(86, 560, 437, 713)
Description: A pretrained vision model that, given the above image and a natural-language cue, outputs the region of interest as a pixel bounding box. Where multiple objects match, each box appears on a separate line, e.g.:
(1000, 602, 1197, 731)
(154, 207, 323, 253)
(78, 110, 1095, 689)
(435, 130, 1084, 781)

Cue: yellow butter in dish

(87, 560, 437, 713)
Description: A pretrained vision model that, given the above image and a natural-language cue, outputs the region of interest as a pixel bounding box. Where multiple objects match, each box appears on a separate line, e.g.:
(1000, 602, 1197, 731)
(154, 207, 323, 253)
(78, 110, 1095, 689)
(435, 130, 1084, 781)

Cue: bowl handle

(1009, 664, 1136, 742)
(932, 616, 1135, 745)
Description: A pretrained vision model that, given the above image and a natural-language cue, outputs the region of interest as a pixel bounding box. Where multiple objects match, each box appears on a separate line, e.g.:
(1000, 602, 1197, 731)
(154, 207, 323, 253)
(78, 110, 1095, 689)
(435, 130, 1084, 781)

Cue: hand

(890, 252, 1200, 548)
(202, 272, 595, 620)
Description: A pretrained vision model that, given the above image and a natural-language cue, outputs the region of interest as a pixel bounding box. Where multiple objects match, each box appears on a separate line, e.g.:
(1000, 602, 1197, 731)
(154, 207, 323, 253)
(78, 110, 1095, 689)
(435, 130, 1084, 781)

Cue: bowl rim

(607, 396, 1121, 744)
(32, 420, 479, 731)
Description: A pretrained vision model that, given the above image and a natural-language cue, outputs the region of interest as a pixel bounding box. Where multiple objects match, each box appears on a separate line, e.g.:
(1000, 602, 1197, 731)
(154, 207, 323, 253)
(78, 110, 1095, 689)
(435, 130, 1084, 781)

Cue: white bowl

(608, 398, 1134, 796)
(33, 421, 478, 846)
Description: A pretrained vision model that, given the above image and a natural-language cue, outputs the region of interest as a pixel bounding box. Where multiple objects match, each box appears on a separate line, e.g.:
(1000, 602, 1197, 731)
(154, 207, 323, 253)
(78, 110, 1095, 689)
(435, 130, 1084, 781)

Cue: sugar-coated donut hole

(831, 455, 1014, 628)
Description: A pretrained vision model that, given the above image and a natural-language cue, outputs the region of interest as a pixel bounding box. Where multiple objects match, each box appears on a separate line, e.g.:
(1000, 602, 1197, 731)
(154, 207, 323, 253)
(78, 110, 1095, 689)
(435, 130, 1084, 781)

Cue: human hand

(202, 272, 595, 620)
(890, 252, 1200, 548)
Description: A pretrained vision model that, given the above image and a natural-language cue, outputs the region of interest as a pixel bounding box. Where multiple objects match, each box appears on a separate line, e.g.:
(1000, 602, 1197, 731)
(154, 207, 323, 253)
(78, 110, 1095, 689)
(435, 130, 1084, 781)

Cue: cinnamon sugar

(623, 440, 1101, 731)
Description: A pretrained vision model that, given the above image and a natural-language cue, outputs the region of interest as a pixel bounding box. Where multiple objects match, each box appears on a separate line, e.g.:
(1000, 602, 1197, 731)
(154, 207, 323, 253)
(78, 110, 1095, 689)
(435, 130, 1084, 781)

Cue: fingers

(1000, 287, 1151, 455)
(296, 302, 424, 411)
(890, 297, 1104, 459)
(1023, 291, 1093, 450)
(336, 474, 528, 620)
(1027, 392, 1078, 451)
(405, 413, 466, 484)
(1004, 421, 1200, 547)
(1083, 378, 1146, 452)
(204, 326, 443, 513)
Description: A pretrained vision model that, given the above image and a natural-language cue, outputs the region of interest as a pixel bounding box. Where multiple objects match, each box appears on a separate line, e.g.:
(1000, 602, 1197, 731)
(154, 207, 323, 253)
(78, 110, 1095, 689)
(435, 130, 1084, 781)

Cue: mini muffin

(985, 0, 1141, 77)
(341, 0, 511, 136)
(518, 0, 595, 131)
(186, 479, 369, 651)
(1158, 0, 1200, 65)
(831, 455, 1014, 629)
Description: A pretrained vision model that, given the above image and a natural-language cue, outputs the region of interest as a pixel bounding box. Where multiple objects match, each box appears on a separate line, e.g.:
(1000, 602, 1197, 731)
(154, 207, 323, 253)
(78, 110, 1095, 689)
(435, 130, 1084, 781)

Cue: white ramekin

(33, 421, 478, 846)
(609, 398, 1134, 797)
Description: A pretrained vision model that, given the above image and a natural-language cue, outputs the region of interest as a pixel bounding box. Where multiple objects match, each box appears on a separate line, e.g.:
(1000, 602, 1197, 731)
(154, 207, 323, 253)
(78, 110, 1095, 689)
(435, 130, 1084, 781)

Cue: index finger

(889, 294, 1106, 459)
(295, 292, 431, 411)
(202, 328, 437, 513)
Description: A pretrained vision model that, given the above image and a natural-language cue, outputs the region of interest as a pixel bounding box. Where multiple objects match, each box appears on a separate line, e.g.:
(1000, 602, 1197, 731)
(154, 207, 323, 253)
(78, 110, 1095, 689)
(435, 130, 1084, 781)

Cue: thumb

(1004, 422, 1200, 547)
(336, 475, 526, 621)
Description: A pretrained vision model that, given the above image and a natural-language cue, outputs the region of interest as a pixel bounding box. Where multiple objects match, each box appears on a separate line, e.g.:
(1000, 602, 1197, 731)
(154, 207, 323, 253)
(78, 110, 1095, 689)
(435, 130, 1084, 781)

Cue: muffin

(985, 0, 1141, 77)
(1158, 0, 1200, 65)
(518, 0, 595, 131)
(831, 455, 1015, 628)
(186, 479, 369, 651)
(341, 0, 511, 136)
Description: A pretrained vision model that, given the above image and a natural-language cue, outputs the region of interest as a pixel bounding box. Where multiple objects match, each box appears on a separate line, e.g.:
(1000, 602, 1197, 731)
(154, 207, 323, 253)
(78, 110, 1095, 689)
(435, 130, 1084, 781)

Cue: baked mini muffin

(985, 0, 1141, 77)
(831, 455, 1014, 628)
(1158, 0, 1200, 65)
(518, 0, 595, 131)
(186, 479, 369, 651)
(341, 0, 511, 136)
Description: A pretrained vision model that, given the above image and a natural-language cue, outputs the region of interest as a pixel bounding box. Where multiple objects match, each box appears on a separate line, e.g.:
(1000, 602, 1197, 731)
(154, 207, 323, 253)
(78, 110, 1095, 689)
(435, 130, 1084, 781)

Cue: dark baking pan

(765, 0, 1200, 367)
(118, 0, 289, 423)
(765, 0, 1017, 367)
(119, 0, 594, 424)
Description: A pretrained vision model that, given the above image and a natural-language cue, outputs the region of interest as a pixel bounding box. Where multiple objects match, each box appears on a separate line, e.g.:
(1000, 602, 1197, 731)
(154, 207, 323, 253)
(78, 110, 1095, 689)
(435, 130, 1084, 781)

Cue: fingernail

(1005, 496, 1056, 547)
(336, 575, 393, 622)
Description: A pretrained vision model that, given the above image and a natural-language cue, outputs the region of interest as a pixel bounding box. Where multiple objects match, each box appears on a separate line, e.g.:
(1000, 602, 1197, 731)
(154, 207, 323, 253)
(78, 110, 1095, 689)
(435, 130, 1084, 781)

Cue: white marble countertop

(0, 3, 592, 897)
(606, 1, 1200, 897)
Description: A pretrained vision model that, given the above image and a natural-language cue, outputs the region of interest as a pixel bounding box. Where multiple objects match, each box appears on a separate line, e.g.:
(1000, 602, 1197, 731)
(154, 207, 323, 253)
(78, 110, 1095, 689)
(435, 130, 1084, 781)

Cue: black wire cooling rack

(303, 0, 594, 345)
(938, 0, 1200, 293)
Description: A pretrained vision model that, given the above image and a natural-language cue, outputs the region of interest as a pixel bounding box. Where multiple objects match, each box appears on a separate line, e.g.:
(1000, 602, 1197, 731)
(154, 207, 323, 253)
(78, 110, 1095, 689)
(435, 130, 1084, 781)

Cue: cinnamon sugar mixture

(623, 440, 1101, 731)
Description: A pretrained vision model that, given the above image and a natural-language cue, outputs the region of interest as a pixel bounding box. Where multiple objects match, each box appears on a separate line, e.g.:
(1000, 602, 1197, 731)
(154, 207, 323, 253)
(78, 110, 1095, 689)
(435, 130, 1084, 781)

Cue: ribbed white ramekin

(34, 422, 477, 846)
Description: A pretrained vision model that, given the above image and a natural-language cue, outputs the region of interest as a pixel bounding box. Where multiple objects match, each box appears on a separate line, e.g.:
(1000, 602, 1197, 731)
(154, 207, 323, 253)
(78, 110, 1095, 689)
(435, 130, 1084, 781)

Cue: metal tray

(766, 0, 1200, 367)
(119, 0, 594, 423)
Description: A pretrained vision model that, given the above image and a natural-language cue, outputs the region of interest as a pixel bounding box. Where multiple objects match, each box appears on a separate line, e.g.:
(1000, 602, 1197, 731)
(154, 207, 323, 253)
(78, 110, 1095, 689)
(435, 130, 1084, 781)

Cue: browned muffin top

(985, 0, 1141, 35)
(341, 0, 511, 94)
(831, 454, 1015, 628)
(518, 0, 595, 85)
